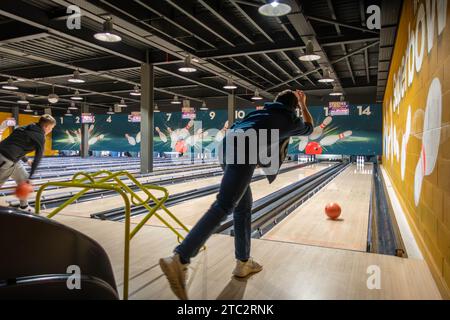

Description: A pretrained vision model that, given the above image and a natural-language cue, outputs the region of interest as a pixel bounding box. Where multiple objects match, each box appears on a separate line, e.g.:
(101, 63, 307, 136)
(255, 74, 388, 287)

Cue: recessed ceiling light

(258, 1, 292, 17)
(94, 17, 122, 43)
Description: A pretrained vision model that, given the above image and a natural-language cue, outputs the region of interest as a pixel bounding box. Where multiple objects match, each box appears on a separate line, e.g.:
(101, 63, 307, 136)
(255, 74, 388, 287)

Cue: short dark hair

(38, 114, 56, 126)
(274, 90, 297, 110)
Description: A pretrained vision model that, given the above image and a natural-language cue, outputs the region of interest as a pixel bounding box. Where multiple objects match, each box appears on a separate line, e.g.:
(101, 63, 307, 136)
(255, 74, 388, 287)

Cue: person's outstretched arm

(296, 90, 314, 127)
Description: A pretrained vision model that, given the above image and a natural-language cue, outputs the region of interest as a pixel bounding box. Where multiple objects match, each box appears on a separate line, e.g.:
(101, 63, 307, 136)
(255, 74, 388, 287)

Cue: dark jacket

(0, 123, 45, 178)
(222, 102, 313, 183)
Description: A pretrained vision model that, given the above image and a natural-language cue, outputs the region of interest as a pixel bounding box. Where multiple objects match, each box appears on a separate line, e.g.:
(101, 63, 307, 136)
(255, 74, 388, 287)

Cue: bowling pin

(167, 128, 179, 150)
(309, 116, 332, 140)
(65, 130, 75, 144)
(88, 124, 95, 134)
(155, 127, 167, 143)
(320, 131, 352, 146)
(136, 131, 141, 144)
(125, 133, 136, 146)
(298, 136, 309, 152)
(75, 129, 82, 143)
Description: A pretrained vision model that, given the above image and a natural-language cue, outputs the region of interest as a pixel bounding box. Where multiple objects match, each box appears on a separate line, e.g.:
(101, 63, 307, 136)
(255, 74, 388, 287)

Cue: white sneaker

(232, 258, 263, 278)
(159, 254, 189, 300)
(18, 205, 35, 214)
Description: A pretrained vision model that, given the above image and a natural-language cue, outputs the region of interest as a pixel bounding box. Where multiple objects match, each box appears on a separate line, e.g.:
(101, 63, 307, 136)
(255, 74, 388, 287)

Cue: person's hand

(27, 159, 33, 167)
(295, 90, 307, 107)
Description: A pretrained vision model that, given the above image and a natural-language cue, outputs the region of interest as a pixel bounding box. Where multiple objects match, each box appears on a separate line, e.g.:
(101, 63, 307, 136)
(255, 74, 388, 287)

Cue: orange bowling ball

(15, 182, 33, 200)
(325, 202, 341, 220)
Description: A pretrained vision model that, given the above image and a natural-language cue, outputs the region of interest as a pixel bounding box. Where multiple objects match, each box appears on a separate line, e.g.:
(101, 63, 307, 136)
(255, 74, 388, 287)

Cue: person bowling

(159, 90, 314, 300)
(0, 114, 56, 213)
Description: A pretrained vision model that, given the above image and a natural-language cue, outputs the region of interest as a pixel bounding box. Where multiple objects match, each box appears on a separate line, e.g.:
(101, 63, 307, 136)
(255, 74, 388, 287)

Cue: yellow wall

(383, 0, 450, 297)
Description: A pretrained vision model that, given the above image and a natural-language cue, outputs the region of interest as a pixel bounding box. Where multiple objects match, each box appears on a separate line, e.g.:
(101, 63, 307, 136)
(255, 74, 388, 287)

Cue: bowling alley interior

(0, 0, 449, 302)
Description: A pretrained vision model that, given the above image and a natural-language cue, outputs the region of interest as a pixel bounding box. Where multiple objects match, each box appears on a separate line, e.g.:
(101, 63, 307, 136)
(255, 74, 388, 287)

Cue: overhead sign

(328, 102, 349, 116)
(81, 113, 95, 124)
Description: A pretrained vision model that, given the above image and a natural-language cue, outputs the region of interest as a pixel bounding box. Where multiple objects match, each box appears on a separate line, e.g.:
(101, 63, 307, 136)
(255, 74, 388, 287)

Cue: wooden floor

(263, 164, 372, 251)
(54, 215, 441, 300)
(128, 163, 331, 229)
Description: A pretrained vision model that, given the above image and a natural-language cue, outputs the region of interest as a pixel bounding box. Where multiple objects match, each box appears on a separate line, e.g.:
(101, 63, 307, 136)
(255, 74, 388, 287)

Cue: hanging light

(2, 78, 19, 90)
(17, 94, 29, 104)
(200, 101, 208, 111)
(329, 85, 343, 96)
(107, 107, 115, 115)
(65, 108, 73, 116)
(251, 89, 263, 101)
(23, 104, 33, 112)
(318, 68, 335, 83)
(154, 104, 160, 113)
(130, 85, 141, 96)
(223, 77, 237, 90)
(340, 95, 346, 102)
(48, 86, 59, 104)
(118, 98, 127, 107)
(178, 55, 197, 73)
(299, 40, 321, 62)
(68, 102, 78, 110)
(68, 69, 85, 83)
(94, 17, 122, 42)
(171, 95, 182, 105)
(32, 111, 40, 118)
(71, 90, 83, 101)
(258, 0, 292, 17)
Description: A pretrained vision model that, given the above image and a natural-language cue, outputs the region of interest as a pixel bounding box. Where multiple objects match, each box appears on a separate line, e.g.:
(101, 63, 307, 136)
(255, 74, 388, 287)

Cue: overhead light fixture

(340, 95, 346, 102)
(171, 95, 182, 105)
(318, 68, 335, 83)
(200, 101, 208, 111)
(107, 107, 115, 115)
(251, 89, 263, 101)
(17, 94, 29, 104)
(329, 86, 343, 96)
(71, 90, 83, 101)
(118, 98, 127, 107)
(178, 55, 197, 73)
(23, 104, 33, 113)
(68, 69, 85, 83)
(299, 40, 321, 62)
(258, 0, 292, 17)
(154, 104, 160, 113)
(223, 78, 237, 90)
(32, 111, 40, 118)
(94, 17, 122, 43)
(2, 78, 19, 90)
(68, 102, 78, 110)
(130, 85, 141, 96)
(65, 108, 73, 117)
(48, 86, 59, 104)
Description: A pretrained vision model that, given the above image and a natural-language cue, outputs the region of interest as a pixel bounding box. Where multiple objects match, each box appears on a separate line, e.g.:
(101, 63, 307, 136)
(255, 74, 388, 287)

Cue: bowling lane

(50, 162, 302, 218)
(132, 163, 332, 228)
(2, 166, 222, 207)
(262, 164, 373, 252)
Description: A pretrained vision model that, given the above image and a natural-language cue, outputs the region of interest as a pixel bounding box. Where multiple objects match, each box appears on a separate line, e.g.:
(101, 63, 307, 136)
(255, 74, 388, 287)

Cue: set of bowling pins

(298, 116, 353, 152)
(298, 155, 315, 163)
(356, 156, 365, 165)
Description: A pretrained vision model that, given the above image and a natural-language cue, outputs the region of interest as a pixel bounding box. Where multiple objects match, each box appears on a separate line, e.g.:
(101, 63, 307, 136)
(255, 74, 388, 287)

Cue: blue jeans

(175, 164, 256, 263)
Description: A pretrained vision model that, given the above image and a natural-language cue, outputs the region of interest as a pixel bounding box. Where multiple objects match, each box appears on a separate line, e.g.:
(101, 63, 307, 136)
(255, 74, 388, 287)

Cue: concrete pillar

(80, 103, 89, 158)
(228, 93, 236, 126)
(140, 62, 155, 174)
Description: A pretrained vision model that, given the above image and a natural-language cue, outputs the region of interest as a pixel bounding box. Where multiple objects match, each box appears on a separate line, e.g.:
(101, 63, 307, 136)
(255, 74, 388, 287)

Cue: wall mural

(52, 104, 382, 156)
(382, 0, 450, 292)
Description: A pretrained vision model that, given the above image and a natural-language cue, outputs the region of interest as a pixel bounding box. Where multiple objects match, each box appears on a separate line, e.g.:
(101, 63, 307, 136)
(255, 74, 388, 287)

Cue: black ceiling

(0, 0, 402, 114)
